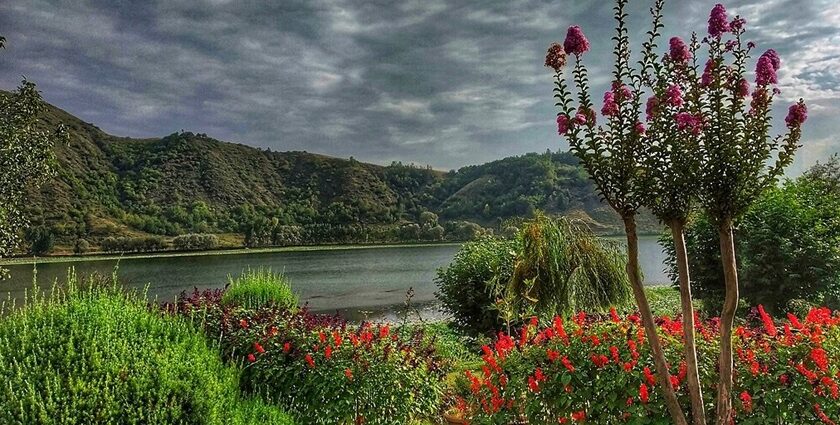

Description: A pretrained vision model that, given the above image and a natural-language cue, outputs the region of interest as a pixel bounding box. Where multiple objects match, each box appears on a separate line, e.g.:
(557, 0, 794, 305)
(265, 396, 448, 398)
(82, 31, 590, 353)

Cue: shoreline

(0, 242, 464, 266)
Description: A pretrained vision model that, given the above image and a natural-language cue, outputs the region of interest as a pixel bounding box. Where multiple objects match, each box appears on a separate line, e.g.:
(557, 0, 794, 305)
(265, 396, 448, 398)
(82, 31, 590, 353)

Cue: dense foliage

(0, 272, 294, 425)
(664, 163, 840, 313)
(437, 215, 631, 334)
(456, 307, 840, 424)
(436, 236, 519, 334)
(171, 288, 446, 425)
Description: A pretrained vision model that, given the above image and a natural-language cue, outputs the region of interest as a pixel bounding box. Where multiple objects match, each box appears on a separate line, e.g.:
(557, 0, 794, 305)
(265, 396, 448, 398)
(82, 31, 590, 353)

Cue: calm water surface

(1, 237, 668, 319)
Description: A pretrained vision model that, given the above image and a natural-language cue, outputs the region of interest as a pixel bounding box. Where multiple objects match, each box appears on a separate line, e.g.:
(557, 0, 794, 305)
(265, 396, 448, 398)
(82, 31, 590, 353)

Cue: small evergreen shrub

(221, 267, 299, 310)
(0, 271, 294, 425)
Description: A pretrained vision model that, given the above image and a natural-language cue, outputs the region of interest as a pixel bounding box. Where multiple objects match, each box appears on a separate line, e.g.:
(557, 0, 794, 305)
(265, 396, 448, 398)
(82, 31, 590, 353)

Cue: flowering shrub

(172, 289, 445, 425)
(457, 307, 840, 424)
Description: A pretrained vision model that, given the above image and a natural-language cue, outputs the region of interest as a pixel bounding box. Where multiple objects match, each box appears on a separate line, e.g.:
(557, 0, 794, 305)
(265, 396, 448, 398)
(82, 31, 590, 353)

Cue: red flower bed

(458, 307, 840, 424)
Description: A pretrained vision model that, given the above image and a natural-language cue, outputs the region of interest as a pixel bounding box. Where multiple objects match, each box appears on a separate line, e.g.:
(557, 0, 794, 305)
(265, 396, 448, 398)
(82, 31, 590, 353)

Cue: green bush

(0, 271, 294, 425)
(172, 233, 219, 251)
(436, 236, 519, 334)
(221, 267, 299, 310)
(664, 164, 840, 313)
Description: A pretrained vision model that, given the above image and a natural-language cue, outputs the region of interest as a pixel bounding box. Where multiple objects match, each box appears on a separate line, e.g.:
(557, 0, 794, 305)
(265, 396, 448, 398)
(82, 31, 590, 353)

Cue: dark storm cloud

(0, 0, 837, 172)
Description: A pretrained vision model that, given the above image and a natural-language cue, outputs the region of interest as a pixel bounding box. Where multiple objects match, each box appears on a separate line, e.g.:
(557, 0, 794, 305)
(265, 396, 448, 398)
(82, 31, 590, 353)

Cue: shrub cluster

(172, 290, 446, 425)
(100, 235, 166, 253)
(221, 267, 299, 311)
(455, 307, 840, 424)
(0, 272, 294, 425)
(172, 233, 219, 251)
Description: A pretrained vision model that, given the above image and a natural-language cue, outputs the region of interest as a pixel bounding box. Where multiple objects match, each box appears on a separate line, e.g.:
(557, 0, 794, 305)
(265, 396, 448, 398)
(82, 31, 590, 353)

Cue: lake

(0, 237, 669, 320)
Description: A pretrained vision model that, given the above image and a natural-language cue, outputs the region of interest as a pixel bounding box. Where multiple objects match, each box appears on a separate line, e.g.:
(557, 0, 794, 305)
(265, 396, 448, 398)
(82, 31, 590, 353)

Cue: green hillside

(20, 99, 659, 254)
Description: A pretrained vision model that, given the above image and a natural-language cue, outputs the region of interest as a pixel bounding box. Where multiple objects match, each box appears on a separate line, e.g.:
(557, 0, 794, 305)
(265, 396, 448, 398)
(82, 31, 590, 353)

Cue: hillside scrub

(0, 271, 294, 425)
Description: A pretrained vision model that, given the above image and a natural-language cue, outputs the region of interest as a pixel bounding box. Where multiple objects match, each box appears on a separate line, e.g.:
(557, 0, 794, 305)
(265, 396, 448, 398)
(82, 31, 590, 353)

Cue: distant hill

(20, 97, 660, 253)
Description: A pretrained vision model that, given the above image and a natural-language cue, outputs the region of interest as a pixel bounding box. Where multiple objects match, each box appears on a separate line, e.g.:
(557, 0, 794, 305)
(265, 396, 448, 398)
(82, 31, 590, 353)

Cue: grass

(0, 270, 294, 425)
(221, 267, 298, 310)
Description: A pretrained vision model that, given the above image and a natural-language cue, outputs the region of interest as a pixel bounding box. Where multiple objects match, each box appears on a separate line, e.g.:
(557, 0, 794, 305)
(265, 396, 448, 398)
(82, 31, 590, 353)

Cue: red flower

(788, 313, 804, 330)
(740, 391, 753, 412)
(283, 342, 291, 353)
(815, 403, 837, 425)
(325, 345, 333, 360)
(239, 318, 249, 329)
(528, 376, 540, 393)
(333, 330, 343, 346)
(254, 342, 265, 354)
(758, 305, 778, 337)
(305, 353, 315, 369)
(319, 331, 327, 344)
(639, 383, 649, 404)
(609, 307, 620, 323)
(562, 356, 575, 372)
(379, 324, 390, 339)
(534, 367, 546, 382)
(609, 345, 620, 363)
(571, 410, 586, 422)
(591, 354, 609, 368)
(643, 366, 656, 386)
(547, 349, 560, 362)
(811, 347, 830, 372)
(344, 368, 353, 381)
(247, 353, 256, 363)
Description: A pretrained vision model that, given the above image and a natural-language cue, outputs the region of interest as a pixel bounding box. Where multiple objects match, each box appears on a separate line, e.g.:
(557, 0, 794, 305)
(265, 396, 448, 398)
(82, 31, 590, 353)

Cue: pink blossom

(730, 16, 746, 32)
(614, 83, 633, 101)
(760, 49, 781, 71)
(785, 102, 808, 128)
(749, 88, 769, 114)
(666, 84, 683, 107)
(755, 55, 778, 86)
(708, 4, 730, 38)
(676, 112, 703, 135)
(701, 59, 715, 87)
(564, 26, 590, 56)
(574, 113, 588, 126)
(601, 91, 618, 116)
(544, 43, 567, 72)
(747, 41, 756, 50)
(669, 37, 691, 63)
(578, 106, 596, 125)
(634, 121, 646, 135)
(736, 78, 750, 98)
(645, 96, 659, 121)
(557, 115, 570, 134)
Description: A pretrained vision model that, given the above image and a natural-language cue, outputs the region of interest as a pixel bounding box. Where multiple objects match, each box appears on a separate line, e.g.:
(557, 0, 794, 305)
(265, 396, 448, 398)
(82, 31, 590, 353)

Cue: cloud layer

(1, 0, 837, 172)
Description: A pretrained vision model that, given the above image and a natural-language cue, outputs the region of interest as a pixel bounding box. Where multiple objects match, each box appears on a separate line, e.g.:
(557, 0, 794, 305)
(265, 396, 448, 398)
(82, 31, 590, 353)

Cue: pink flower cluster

(601, 91, 618, 116)
(645, 96, 659, 121)
(755, 49, 780, 86)
(564, 26, 590, 56)
(701, 59, 715, 87)
(708, 4, 730, 38)
(676, 112, 703, 135)
(669, 37, 691, 63)
(785, 102, 808, 128)
(666, 84, 683, 107)
(545, 43, 567, 72)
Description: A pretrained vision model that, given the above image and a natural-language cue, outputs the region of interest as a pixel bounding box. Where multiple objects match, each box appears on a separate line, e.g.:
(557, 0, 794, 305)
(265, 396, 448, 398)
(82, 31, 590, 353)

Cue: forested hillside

(21, 98, 658, 254)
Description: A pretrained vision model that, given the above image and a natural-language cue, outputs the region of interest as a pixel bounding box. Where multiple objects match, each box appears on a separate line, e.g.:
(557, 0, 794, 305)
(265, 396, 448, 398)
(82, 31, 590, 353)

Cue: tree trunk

(715, 218, 739, 425)
(624, 215, 688, 425)
(670, 220, 706, 425)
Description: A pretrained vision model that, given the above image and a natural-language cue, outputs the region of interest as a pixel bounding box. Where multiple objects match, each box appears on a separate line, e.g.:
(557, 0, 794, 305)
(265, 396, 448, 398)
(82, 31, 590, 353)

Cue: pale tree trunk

(715, 218, 739, 425)
(624, 215, 688, 425)
(670, 220, 706, 425)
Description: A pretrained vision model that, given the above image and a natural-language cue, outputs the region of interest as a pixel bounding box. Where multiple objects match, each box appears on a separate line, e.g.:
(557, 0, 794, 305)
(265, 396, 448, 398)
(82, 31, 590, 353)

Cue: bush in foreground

(221, 267, 299, 311)
(173, 290, 446, 425)
(456, 307, 840, 424)
(0, 272, 294, 425)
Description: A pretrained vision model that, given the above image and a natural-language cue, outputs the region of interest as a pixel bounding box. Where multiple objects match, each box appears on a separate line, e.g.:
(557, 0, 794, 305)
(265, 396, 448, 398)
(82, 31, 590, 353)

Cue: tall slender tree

(691, 5, 807, 423)
(637, 32, 707, 425)
(546, 1, 688, 423)
(0, 36, 67, 277)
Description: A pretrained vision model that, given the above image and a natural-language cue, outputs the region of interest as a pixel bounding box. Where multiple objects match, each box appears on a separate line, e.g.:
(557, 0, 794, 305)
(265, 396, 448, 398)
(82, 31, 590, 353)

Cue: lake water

(0, 237, 669, 320)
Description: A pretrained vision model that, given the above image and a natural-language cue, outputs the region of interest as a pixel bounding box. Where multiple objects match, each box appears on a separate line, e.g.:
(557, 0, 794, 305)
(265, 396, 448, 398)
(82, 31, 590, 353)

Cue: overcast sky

(1, 0, 838, 172)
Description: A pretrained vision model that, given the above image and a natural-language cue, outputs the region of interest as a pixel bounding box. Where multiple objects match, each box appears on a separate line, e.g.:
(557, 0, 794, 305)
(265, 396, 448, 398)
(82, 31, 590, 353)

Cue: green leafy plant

(221, 267, 299, 311)
(0, 270, 294, 424)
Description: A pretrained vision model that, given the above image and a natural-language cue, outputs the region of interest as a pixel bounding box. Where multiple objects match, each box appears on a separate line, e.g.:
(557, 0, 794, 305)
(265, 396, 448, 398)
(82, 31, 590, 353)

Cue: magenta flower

(669, 37, 691, 63)
(645, 96, 660, 121)
(564, 26, 590, 56)
(601, 91, 618, 117)
(666, 84, 683, 107)
(544, 43, 567, 72)
(708, 4, 730, 38)
(556, 115, 571, 134)
(755, 55, 778, 86)
(634, 121, 646, 135)
(747, 41, 756, 50)
(573, 113, 588, 125)
(701, 59, 715, 87)
(760, 49, 781, 71)
(736, 78, 750, 98)
(785, 102, 808, 128)
(676, 112, 703, 135)
(614, 83, 633, 101)
(730, 16, 746, 32)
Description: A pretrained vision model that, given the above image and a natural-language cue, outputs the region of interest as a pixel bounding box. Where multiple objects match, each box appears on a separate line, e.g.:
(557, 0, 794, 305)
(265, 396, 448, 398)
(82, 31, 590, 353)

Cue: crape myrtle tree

(546, 1, 689, 423)
(637, 22, 707, 425)
(0, 36, 67, 278)
(695, 4, 806, 423)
